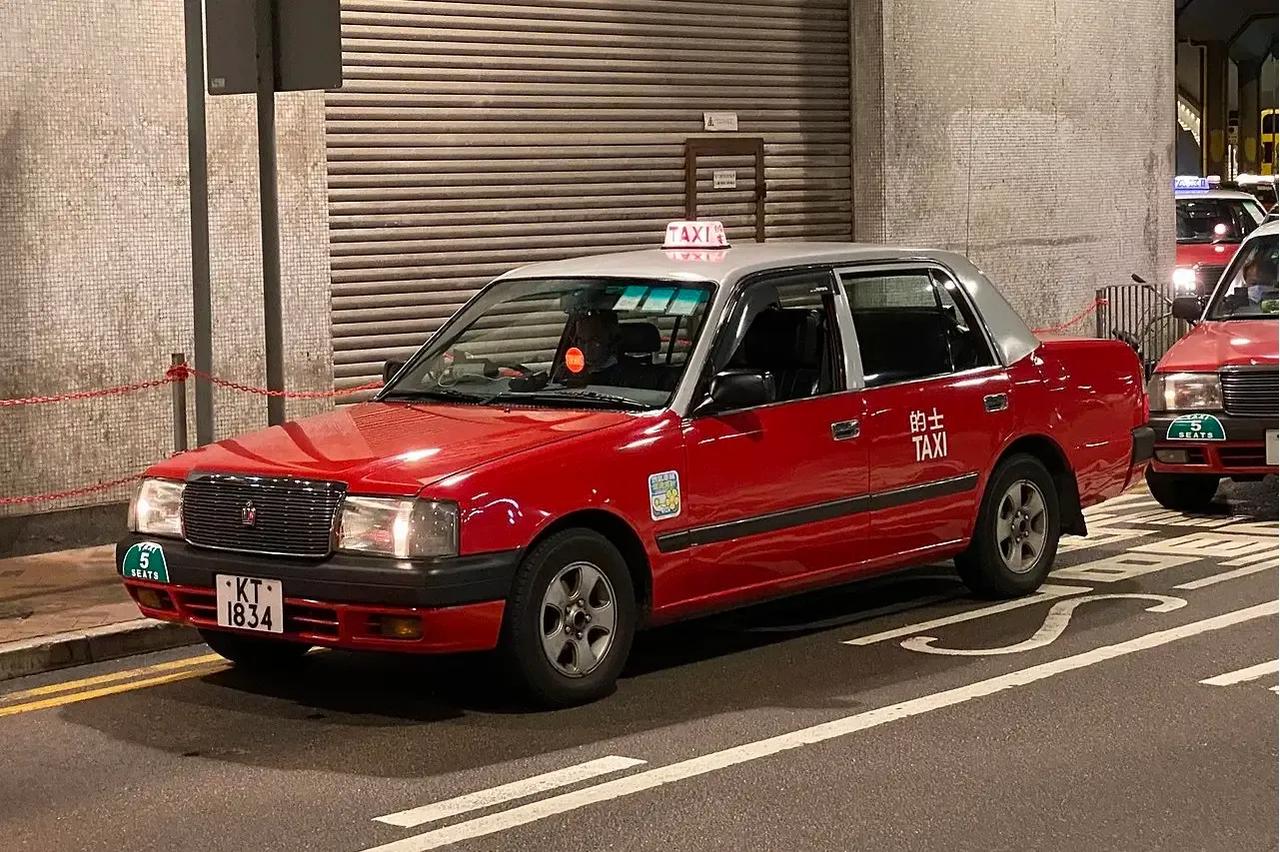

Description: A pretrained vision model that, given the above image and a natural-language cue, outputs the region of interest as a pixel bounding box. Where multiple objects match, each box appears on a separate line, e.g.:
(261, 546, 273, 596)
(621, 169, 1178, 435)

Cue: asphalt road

(1, 482, 1276, 852)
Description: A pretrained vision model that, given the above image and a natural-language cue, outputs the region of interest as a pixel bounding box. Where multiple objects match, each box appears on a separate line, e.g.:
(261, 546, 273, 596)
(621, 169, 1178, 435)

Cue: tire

(956, 454, 1062, 599)
(500, 528, 637, 708)
(1145, 467, 1220, 513)
(198, 628, 311, 670)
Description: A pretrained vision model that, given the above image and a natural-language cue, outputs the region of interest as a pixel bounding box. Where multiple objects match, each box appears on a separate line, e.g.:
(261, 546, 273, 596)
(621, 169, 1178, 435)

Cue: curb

(0, 619, 201, 682)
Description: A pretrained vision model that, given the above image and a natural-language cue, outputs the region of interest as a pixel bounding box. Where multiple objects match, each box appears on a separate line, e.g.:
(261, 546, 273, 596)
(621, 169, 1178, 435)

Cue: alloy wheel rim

(996, 479, 1048, 574)
(540, 561, 617, 677)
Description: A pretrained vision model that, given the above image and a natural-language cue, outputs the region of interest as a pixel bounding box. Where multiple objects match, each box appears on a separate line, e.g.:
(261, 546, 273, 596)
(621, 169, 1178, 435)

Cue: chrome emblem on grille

(240, 501, 257, 527)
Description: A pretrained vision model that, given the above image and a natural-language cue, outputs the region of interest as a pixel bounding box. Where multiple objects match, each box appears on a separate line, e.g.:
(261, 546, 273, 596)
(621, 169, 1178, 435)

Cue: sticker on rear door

(1166, 413, 1226, 441)
(648, 471, 681, 521)
(910, 407, 949, 461)
(121, 541, 170, 583)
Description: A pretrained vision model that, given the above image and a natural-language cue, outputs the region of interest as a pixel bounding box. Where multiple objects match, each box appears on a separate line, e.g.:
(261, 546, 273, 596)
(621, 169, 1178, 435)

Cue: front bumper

(1148, 413, 1277, 476)
(116, 535, 519, 653)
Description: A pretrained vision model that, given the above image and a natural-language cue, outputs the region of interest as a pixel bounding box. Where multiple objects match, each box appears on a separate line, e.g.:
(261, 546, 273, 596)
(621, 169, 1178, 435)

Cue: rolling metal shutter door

(327, 0, 852, 396)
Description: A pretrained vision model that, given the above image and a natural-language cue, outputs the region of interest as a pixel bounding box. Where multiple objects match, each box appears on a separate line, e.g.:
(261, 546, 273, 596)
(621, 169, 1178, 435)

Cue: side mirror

(1171, 297, 1204, 323)
(699, 369, 777, 414)
(382, 359, 405, 385)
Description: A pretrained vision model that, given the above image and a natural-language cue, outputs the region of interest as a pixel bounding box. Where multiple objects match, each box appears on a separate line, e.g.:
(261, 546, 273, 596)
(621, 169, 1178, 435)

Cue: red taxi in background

(1173, 176, 1268, 296)
(119, 223, 1151, 705)
(1147, 220, 1279, 511)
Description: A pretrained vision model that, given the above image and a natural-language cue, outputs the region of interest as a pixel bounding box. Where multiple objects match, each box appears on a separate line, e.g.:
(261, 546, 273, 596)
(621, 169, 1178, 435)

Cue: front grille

(1220, 369, 1279, 418)
(1218, 446, 1269, 468)
(172, 587, 341, 638)
(182, 474, 345, 558)
(1195, 263, 1228, 288)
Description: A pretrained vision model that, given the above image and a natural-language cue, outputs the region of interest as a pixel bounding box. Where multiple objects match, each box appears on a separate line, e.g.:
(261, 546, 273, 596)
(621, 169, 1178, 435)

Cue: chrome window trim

(833, 259, 1004, 371)
(673, 264, 856, 418)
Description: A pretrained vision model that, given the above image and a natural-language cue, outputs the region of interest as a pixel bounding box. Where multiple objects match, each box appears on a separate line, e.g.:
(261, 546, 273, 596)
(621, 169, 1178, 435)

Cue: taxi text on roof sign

(664, 220, 729, 250)
(1173, 176, 1211, 191)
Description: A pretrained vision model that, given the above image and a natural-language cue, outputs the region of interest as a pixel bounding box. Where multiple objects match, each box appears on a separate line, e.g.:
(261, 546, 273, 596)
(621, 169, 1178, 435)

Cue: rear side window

(841, 269, 995, 387)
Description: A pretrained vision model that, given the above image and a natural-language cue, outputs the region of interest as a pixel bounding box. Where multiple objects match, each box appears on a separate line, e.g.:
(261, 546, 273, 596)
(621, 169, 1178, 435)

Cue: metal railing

(1094, 283, 1190, 369)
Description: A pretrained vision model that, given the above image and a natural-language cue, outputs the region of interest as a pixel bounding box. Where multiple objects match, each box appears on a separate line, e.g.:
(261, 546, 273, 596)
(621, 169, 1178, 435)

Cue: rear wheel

(1145, 467, 1220, 513)
(198, 628, 310, 669)
(956, 454, 1061, 598)
(500, 528, 636, 707)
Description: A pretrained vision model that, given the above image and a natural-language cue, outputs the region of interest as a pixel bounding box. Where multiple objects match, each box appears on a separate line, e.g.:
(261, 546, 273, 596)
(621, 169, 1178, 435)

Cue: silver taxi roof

(1175, 188, 1262, 201)
(496, 241, 1040, 369)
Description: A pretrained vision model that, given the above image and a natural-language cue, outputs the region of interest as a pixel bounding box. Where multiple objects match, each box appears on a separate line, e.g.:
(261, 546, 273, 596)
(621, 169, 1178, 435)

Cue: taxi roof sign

(1174, 176, 1211, 191)
(664, 220, 730, 250)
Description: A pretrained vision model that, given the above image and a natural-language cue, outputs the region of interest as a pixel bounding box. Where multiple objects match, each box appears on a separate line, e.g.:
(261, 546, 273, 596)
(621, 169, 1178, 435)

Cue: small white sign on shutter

(703, 111, 739, 132)
(713, 169, 738, 189)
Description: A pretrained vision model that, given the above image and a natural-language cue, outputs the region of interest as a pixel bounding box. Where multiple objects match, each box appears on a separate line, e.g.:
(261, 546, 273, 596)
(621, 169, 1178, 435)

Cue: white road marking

(1200, 659, 1278, 687)
(1058, 528, 1152, 553)
(1134, 531, 1275, 561)
(360, 602, 1279, 852)
(1175, 562, 1277, 590)
(901, 594, 1186, 656)
(842, 583, 1089, 646)
(373, 756, 646, 828)
(1052, 552, 1199, 584)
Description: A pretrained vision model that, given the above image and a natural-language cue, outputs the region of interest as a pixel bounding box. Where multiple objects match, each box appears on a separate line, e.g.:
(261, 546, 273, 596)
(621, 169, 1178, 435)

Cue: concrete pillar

(1203, 41, 1230, 176)
(1238, 60, 1262, 174)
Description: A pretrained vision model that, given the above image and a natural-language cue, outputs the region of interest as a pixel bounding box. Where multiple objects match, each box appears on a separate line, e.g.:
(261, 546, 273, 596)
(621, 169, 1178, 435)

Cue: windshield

(383, 277, 716, 410)
(1205, 233, 1279, 320)
(1176, 197, 1265, 243)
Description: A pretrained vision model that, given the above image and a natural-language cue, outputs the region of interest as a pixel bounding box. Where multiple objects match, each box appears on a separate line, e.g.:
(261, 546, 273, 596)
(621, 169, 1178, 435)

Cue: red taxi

(1173, 177, 1268, 296)
(119, 223, 1151, 705)
(1147, 220, 1279, 511)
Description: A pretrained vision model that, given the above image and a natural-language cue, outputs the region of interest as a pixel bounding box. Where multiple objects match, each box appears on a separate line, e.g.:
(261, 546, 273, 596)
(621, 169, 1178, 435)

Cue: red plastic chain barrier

(1032, 297, 1108, 335)
(180, 365, 383, 399)
(1, 363, 381, 407)
(0, 364, 191, 408)
(0, 473, 144, 507)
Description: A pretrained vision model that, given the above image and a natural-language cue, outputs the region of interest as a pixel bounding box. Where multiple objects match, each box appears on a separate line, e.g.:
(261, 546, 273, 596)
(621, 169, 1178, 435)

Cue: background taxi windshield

(387, 277, 715, 408)
(1206, 234, 1279, 320)
(1176, 197, 1265, 243)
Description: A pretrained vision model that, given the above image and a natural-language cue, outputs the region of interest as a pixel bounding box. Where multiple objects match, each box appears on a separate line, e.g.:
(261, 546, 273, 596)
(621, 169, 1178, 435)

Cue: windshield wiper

(491, 389, 653, 411)
(380, 387, 489, 403)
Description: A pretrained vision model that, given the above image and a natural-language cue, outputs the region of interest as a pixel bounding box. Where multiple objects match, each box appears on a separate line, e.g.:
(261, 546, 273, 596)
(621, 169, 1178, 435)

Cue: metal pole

(256, 0, 285, 426)
(183, 0, 215, 446)
(171, 353, 189, 453)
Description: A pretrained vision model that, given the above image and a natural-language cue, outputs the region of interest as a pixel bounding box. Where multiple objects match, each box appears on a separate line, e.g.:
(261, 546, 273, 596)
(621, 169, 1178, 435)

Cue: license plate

(215, 574, 283, 634)
(1267, 430, 1279, 466)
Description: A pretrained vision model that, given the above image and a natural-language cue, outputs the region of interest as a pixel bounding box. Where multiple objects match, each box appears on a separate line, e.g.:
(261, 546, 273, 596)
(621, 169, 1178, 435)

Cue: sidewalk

(0, 545, 197, 681)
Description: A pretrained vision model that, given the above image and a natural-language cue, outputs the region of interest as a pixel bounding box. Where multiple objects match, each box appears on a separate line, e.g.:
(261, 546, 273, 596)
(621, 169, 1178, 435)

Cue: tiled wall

(852, 0, 1177, 326)
(0, 1, 331, 521)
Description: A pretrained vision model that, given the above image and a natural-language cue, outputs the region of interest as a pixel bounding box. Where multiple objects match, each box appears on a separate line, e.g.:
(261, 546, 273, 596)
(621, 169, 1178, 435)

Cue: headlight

(336, 497, 458, 559)
(127, 478, 185, 537)
(1147, 372, 1222, 412)
(1171, 267, 1197, 292)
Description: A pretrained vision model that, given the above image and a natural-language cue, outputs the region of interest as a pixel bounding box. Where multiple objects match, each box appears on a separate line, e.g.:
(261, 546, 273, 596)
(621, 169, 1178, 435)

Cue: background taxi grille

(1195, 263, 1228, 288)
(182, 475, 345, 558)
(1220, 369, 1279, 418)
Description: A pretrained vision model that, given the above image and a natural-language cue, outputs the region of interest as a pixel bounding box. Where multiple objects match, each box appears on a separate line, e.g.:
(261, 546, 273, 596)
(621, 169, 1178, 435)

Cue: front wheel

(198, 628, 311, 670)
(956, 454, 1062, 599)
(500, 528, 636, 707)
(1145, 468, 1220, 513)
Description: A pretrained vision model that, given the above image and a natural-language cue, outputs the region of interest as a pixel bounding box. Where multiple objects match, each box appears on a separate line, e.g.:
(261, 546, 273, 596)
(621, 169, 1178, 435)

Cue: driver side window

(709, 269, 844, 404)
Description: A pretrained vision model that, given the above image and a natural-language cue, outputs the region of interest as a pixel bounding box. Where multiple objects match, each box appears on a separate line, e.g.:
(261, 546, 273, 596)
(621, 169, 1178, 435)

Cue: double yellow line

(0, 653, 227, 718)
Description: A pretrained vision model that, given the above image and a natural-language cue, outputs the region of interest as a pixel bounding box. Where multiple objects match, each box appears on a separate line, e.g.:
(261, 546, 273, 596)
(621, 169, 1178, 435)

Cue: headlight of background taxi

(1147, 372, 1222, 412)
(127, 478, 185, 537)
(1170, 267, 1197, 292)
(337, 497, 458, 559)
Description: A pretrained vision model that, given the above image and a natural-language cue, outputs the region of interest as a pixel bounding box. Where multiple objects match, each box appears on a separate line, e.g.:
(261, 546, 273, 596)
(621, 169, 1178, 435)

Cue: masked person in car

(558, 308, 625, 386)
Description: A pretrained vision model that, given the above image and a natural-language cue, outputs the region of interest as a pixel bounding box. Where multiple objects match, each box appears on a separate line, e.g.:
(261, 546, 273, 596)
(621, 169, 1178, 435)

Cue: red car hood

(1175, 242, 1239, 268)
(1158, 320, 1280, 372)
(148, 403, 634, 494)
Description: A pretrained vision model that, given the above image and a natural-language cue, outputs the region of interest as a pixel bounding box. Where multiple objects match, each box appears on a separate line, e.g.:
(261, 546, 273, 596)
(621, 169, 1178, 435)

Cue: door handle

(831, 419, 860, 441)
(984, 393, 1009, 413)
